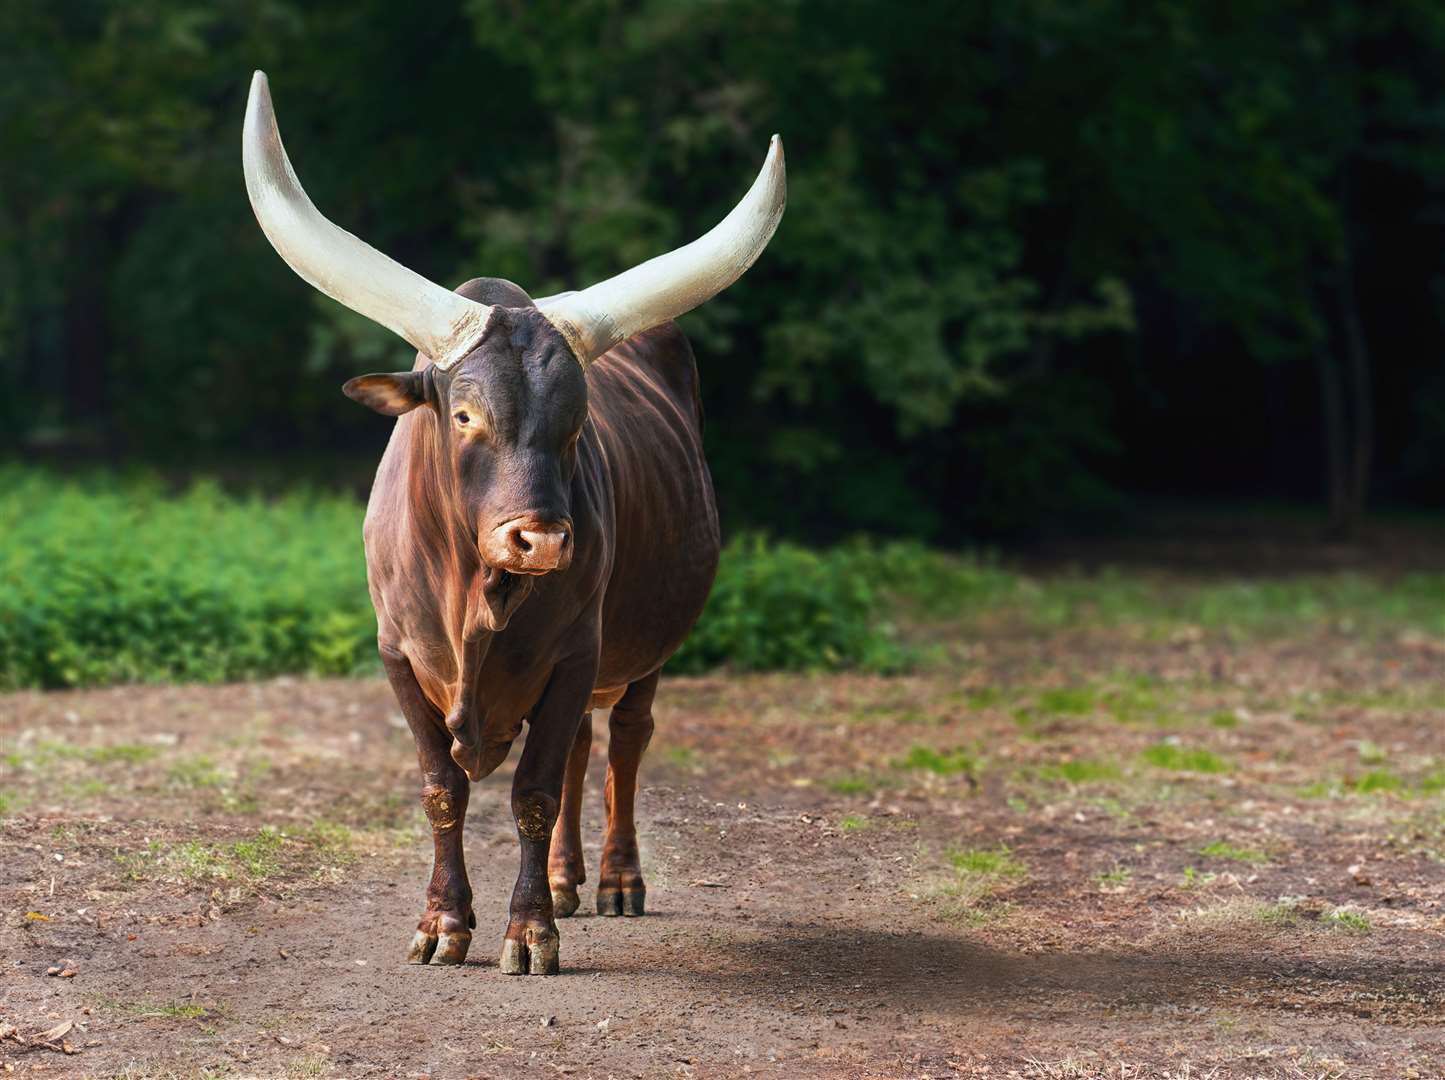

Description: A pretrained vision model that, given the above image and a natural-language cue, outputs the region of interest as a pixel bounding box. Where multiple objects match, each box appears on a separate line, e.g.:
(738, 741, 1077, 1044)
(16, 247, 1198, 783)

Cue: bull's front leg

(500, 652, 595, 975)
(381, 646, 475, 966)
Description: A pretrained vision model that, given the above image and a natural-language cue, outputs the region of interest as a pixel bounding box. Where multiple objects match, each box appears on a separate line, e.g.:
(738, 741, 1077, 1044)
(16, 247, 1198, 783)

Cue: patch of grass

(837, 814, 870, 832)
(1096, 864, 1132, 889)
(118, 826, 328, 884)
(1355, 740, 1388, 765)
(926, 845, 1027, 915)
(1353, 769, 1406, 794)
(659, 746, 700, 770)
(1036, 687, 1096, 715)
(1037, 758, 1122, 784)
(1325, 907, 1371, 933)
(1139, 743, 1230, 774)
(83, 744, 162, 765)
(95, 996, 219, 1022)
(6, 740, 161, 769)
(1199, 839, 1271, 864)
(825, 774, 875, 795)
(1209, 711, 1239, 729)
(962, 687, 1005, 710)
(0, 792, 13, 817)
(948, 846, 1024, 877)
(1180, 866, 1217, 888)
(1258, 898, 1301, 926)
(893, 745, 975, 776)
(1176, 897, 1297, 930)
(229, 827, 284, 877)
(166, 754, 226, 788)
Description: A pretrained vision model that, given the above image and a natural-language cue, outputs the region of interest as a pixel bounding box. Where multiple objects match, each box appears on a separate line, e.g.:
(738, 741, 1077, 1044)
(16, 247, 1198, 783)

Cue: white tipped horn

(538, 135, 786, 365)
(242, 71, 491, 371)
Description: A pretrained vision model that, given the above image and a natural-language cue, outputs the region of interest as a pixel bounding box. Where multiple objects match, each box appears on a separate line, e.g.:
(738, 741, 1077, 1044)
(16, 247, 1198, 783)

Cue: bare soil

(2, 623, 1443, 1079)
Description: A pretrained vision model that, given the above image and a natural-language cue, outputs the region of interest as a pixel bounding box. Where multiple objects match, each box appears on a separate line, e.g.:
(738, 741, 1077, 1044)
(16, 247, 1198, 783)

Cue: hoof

(596, 886, 645, 917)
(433, 930, 471, 965)
(406, 929, 437, 964)
(551, 886, 580, 918)
(407, 928, 471, 965)
(499, 930, 560, 976)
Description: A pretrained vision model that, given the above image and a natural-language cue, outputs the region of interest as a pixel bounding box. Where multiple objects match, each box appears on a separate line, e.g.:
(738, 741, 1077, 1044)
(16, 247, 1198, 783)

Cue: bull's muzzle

(483, 517, 573, 575)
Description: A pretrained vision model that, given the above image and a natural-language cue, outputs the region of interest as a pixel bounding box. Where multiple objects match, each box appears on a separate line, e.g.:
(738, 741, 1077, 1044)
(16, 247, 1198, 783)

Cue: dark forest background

(3, 0, 1443, 541)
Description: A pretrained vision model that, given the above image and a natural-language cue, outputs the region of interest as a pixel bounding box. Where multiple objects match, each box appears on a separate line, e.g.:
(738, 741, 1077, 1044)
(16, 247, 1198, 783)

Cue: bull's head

(241, 71, 783, 629)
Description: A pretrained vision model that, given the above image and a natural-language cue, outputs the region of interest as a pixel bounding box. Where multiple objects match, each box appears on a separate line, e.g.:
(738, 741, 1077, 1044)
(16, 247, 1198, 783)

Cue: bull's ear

(342, 372, 428, 416)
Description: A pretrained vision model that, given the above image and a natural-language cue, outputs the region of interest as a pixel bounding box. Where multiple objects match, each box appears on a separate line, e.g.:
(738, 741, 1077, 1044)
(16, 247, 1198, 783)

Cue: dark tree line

(3, 0, 1442, 538)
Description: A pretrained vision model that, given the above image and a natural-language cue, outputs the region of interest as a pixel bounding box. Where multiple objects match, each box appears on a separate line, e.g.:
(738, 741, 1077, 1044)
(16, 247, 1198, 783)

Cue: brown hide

(361, 279, 720, 781)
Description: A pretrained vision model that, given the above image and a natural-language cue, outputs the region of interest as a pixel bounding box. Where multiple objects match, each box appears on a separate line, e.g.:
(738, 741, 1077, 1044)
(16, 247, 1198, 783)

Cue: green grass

(1139, 743, 1231, 774)
(1180, 866, 1218, 888)
(825, 774, 876, 795)
(1199, 840, 1271, 864)
(1097, 864, 1132, 888)
(893, 745, 976, 776)
(117, 824, 347, 886)
(166, 754, 226, 788)
(837, 814, 870, 832)
(1353, 769, 1406, 794)
(98, 998, 215, 1020)
(1324, 907, 1371, 933)
(1037, 758, 1122, 784)
(948, 846, 1025, 877)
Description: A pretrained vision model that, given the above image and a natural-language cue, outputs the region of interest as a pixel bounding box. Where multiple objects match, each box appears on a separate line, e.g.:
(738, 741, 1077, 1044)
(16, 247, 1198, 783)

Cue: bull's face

(342, 308, 587, 630)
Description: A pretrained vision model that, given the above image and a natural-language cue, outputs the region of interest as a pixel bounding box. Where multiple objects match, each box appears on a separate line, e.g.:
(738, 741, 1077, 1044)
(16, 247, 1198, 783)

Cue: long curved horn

(537, 136, 786, 365)
(243, 71, 491, 370)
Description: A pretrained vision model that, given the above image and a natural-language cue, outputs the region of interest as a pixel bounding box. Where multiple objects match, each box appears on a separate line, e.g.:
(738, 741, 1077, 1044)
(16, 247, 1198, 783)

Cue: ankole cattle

(242, 72, 784, 974)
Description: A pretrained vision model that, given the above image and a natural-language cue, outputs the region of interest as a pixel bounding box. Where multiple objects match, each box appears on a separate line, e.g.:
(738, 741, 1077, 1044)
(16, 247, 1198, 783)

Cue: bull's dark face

(343, 308, 588, 631)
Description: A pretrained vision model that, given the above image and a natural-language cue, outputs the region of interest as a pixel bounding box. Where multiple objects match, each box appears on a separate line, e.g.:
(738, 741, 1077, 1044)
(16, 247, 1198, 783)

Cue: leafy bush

(0, 471, 918, 687)
(0, 468, 375, 689)
(668, 535, 911, 674)
(3, 467, 1439, 689)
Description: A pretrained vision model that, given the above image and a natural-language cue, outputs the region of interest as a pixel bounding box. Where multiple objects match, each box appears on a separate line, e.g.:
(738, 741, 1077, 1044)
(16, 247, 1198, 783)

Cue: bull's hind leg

(597, 670, 659, 917)
(547, 712, 592, 917)
(381, 646, 474, 966)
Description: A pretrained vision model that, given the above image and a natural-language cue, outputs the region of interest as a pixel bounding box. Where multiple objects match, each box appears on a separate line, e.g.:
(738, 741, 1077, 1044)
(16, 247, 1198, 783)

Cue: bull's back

(588, 323, 719, 687)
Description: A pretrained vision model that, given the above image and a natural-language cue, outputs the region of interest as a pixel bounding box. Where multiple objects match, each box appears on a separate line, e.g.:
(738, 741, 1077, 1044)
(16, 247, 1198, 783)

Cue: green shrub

(668, 534, 911, 673)
(0, 468, 376, 689)
(0, 471, 918, 686)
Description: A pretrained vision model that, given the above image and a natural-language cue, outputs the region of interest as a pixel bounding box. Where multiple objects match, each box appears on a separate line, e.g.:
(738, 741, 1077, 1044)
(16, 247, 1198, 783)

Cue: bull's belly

(594, 538, 718, 690)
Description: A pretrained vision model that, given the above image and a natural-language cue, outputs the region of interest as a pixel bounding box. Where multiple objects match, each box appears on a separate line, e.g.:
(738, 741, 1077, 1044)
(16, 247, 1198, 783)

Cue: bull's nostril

(514, 532, 532, 553)
(560, 533, 570, 548)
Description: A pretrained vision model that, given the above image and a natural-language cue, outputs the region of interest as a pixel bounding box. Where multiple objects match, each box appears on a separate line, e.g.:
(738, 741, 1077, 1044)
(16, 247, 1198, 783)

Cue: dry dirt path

(2, 628, 1443, 1078)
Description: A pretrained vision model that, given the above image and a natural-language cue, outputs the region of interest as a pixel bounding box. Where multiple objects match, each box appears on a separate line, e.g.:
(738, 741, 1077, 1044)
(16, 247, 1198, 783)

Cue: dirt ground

(2, 617, 1443, 1079)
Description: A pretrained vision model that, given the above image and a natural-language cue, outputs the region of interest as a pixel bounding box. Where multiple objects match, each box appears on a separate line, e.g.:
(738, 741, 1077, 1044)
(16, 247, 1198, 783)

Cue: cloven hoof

(596, 887, 645, 917)
(499, 930, 560, 975)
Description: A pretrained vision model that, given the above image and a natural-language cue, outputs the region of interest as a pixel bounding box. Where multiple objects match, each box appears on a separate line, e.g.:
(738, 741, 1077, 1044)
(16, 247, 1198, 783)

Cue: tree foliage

(2, 0, 1441, 534)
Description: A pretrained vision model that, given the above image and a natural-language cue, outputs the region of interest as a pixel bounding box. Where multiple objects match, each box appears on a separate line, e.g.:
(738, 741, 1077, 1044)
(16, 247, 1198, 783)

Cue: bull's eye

(454, 411, 471, 426)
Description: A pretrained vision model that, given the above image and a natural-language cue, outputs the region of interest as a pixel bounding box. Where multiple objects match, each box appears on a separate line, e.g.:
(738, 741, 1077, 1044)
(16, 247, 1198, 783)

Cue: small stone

(596, 1017, 611, 1032)
(541, 1015, 556, 1028)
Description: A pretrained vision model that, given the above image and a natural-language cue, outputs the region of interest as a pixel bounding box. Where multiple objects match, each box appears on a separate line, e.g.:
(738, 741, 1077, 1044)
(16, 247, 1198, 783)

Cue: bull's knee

(512, 790, 559, 842)
(421, 783, 463, 832)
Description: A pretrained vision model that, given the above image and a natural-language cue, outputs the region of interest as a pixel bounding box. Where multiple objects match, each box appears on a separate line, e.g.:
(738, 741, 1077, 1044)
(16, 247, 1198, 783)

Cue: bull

(241, 72, 784, 974)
